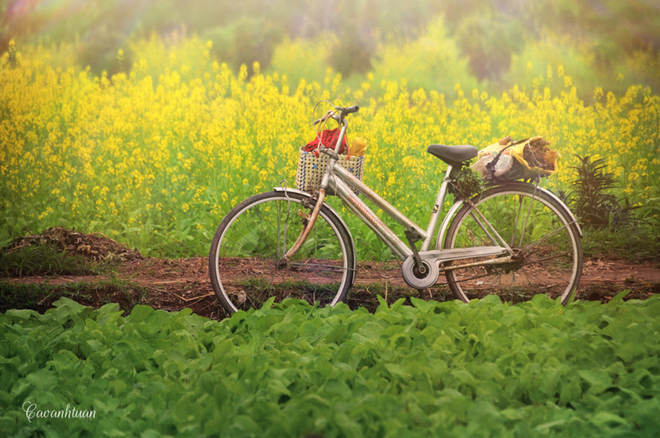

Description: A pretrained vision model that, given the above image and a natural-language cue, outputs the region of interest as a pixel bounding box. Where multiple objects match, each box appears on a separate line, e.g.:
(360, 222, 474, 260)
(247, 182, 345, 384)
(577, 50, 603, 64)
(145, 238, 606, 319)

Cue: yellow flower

(1, 36, 657, 259)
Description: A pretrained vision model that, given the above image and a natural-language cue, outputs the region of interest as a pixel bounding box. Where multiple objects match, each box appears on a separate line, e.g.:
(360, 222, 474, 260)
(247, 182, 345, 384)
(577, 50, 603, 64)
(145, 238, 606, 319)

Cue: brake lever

(313, 109, 333, 126)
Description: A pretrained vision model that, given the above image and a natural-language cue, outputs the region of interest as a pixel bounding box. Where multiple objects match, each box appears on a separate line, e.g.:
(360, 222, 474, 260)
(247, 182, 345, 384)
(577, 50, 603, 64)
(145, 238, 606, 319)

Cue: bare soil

(2, 228, 659, 320)
(4, 256, 660, 321)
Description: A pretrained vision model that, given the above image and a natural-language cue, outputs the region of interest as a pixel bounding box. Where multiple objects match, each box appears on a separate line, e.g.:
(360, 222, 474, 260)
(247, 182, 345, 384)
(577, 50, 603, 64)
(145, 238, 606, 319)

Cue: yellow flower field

(1, 38, 658, 258)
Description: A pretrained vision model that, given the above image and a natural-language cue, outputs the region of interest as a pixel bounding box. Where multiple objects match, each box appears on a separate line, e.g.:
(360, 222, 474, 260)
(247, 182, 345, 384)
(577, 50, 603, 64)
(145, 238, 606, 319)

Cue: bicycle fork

(278, 188, 326, 265)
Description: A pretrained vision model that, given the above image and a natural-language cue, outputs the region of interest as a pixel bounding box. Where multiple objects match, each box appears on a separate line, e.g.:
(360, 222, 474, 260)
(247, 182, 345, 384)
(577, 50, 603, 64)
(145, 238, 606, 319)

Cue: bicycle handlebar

(342, 105, 359, 116)
(309, 102, 359, 156)
(312, 102, 359, 126)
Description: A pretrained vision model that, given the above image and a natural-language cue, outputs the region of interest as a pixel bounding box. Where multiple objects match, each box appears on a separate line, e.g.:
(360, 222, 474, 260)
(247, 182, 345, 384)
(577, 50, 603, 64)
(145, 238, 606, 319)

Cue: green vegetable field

(2, 293, 659, 437)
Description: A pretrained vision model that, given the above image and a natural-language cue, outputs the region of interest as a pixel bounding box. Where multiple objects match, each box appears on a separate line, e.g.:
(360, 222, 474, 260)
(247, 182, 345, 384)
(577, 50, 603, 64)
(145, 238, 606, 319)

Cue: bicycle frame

(303, 116, 512, 267)
(329, 161, 446, 260)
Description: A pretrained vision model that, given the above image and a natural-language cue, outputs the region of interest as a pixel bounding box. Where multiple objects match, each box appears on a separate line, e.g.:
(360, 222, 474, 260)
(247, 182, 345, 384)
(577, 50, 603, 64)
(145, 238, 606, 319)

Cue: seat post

(421, 164, 453, 251)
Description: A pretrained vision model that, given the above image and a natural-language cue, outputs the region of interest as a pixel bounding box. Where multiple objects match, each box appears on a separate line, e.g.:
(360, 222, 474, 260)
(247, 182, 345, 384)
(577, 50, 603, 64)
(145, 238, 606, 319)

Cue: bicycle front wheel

(209, 191, 355, 314)
(443, 182, 582, 305)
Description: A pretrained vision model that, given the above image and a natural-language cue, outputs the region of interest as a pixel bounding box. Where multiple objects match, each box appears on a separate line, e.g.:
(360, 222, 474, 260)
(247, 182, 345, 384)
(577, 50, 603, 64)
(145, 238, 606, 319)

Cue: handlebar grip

(343, 105, 359, 115)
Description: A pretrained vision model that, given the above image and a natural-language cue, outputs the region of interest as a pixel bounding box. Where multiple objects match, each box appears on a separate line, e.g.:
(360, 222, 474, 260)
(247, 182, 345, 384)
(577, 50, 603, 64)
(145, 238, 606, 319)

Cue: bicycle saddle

(427, 144, 478, 167)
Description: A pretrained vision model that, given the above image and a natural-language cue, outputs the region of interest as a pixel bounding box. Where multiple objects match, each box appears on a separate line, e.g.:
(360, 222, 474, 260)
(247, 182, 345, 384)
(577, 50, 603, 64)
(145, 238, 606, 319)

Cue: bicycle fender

(435, 182, 582, 251)
(436, 200, 465, 249)
(273, 186, 358, 283)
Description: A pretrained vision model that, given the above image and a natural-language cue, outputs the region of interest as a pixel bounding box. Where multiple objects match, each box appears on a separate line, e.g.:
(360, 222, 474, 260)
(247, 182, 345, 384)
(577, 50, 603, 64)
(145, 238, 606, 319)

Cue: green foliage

(0, 278, 146, 314)
(567, 155, 660, 261)
(2, 296, 660, 436)
(4, 0, 659, 95)
(501, 31, 660, 100)
(448, 165, 483, 200)
(454, 13, 525, 84)
(0, 246, 99, 278)
(581, 227, 660, 263)
(267, 37, 334, 88)
(370, 18, 478, 97)
(75, 24, 134, 77)
(328, 23, 374, 78)
(569, 155, 635, 228)
(202, 17, 282, 73)
(567, 154, 660, 261)
(505, 33, 601, 100)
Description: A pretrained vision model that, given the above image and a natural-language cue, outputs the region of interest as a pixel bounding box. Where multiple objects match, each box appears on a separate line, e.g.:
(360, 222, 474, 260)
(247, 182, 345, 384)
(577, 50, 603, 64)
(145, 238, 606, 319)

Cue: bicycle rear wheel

(209, 191, 355, 314)
(443, 182, 582, 305)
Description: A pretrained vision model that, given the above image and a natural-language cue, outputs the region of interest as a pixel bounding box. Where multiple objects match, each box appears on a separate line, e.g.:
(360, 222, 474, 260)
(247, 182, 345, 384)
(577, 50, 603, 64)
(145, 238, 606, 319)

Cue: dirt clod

(3, 227, 142, 262)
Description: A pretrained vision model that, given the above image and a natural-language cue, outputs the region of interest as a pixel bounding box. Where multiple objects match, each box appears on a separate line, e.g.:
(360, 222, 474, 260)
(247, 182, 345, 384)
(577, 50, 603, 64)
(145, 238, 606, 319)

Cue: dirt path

(5, 256, 660, 320)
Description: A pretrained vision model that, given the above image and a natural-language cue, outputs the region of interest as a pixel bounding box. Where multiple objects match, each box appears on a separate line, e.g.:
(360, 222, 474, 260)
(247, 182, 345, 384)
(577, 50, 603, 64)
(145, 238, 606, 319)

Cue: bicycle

(209, 102, 583, 314)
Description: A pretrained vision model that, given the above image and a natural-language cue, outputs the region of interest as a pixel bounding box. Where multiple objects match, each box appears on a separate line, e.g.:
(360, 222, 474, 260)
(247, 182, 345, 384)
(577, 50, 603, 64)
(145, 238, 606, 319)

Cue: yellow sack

(474, 136, 559, 181)
(349, 137, 368, 157)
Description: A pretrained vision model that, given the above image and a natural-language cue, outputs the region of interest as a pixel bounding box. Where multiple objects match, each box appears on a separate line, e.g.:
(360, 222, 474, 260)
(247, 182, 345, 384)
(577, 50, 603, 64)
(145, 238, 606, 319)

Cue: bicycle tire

(443, 182, 583, 305)
(209, 191, 355, 314)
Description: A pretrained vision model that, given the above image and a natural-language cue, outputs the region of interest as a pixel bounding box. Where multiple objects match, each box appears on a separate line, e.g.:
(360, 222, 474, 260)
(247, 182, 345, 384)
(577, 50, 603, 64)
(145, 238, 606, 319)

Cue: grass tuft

(0, 278, 150, 314)
(0, 245, 101, 278)
(582, 226, 660, 263)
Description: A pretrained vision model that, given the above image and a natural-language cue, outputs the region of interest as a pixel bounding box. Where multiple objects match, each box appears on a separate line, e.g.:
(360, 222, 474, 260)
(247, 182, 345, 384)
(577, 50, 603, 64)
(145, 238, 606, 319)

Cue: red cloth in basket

(303, 128, 347, 156)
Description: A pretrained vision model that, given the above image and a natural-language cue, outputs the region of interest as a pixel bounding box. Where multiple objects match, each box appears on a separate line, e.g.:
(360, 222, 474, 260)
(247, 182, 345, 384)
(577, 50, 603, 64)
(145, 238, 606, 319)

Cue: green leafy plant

(448, 165, 483, 200)
(2, 295, 660, 437)
(569, 155, 636, 228)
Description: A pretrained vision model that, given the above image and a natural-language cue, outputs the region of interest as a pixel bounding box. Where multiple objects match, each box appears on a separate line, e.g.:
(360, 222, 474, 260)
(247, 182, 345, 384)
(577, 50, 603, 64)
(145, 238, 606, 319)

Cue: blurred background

(2, 0, 659, 100)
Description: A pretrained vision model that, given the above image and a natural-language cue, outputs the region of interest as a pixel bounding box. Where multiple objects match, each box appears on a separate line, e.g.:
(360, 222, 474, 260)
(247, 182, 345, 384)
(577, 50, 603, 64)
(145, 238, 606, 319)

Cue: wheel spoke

(444, 183, 582, 305)
(467, 201, 512, 251)
(209, 192, 354, 314)
(519, 222, 578, 256)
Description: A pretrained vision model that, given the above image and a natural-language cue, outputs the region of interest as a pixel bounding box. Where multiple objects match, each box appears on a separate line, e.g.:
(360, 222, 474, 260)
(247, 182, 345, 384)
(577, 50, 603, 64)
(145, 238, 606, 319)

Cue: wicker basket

(295, 148, 365, 194)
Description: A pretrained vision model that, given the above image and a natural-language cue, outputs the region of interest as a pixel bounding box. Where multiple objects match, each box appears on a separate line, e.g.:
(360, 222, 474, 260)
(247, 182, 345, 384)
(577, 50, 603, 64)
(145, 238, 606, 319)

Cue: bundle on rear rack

(472, 136, 559, 182)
